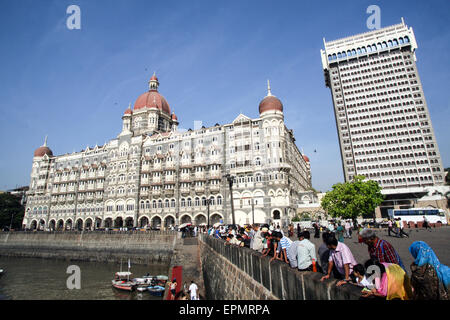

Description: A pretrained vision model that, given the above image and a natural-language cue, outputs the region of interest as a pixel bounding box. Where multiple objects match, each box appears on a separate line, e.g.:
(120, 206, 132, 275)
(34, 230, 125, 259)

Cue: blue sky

(0, 0, 449, 192)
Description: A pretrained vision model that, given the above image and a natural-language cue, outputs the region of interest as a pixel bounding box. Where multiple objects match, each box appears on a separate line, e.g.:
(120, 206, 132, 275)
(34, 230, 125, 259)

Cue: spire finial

(43, 135, 48, 147)
(149, 71, 159, 91)
(267, 79, 272, 96)
(128, 102, 131, 110)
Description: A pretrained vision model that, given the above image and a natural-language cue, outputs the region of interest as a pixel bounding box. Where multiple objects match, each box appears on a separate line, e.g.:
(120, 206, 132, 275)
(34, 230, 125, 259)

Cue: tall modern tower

(320, 20, 445, 191)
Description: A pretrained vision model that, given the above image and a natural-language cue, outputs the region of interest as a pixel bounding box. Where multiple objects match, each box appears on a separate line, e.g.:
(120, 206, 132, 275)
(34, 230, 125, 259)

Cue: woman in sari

(361, 259, 412, 300)
(335, 223, 345, 243)
(409, 241, 449, 300)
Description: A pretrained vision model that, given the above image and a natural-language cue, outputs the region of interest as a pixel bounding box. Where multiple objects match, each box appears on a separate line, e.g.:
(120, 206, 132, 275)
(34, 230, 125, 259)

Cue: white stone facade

(23, 77, 312, 230)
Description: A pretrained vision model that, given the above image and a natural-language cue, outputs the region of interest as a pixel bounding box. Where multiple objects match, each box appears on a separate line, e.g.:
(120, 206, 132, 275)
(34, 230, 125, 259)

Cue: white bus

(387, 208, 448, 225)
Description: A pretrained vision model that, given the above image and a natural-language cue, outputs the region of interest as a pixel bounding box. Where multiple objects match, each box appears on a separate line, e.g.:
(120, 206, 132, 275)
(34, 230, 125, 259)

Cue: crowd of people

(206, 222, 449, 300)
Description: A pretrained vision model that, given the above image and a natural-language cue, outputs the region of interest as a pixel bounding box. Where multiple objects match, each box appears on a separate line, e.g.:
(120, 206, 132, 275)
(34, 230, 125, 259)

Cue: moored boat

(111, 259, 136, 291)
(112, 272, 137, 291)
(147, 285, 165, 297)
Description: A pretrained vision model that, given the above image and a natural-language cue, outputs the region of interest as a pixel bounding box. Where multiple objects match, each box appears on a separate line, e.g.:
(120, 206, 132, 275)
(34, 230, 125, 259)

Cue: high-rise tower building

(320, 20, 445, 190)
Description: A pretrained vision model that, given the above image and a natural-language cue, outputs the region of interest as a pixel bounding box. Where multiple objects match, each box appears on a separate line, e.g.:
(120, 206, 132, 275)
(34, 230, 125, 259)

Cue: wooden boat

(111, 259, 136, 291)
(136, 286, 148, 292)
(112, 272, 137, 291)
(147, 285, 165, 296)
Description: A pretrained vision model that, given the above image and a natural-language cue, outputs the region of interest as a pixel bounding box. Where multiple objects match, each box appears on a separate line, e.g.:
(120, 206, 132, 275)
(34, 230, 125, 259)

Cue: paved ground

(290, 226, 450, 275)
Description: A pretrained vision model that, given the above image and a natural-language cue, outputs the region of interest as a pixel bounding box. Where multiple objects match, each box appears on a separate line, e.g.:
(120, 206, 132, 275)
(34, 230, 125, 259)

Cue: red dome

(150, 74, 158, 81)
(34, 146, 53, 157)
(303, 155, 310, 162)
(134, 90, 171, 115)
(124, 108, 132, 115)
(259, 95, 283, 114)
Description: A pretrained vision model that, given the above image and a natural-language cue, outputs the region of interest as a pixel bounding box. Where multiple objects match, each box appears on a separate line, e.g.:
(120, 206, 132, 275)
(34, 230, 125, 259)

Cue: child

(337, 264, 375, 290)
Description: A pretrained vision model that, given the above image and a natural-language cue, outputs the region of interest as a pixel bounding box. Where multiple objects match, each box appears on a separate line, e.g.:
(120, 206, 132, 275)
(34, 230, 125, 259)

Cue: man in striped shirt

(270, 231, 292, 264)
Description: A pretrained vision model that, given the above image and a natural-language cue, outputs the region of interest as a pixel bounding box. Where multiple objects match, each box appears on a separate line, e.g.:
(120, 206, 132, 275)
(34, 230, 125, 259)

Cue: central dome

(134, 91, 171, 114)
(133, 73, 171, 115)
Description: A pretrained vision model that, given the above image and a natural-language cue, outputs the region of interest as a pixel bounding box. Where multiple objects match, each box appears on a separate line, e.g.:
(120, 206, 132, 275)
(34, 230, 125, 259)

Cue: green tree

(0, 193, 25, 229)
(321, 175, 384, 220)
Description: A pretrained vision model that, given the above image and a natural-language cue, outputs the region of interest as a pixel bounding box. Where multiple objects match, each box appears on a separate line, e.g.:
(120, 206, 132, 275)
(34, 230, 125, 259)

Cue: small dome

(34, 146, 53, 157)
(303, 155, 310, 162)
(124, 108, 132, 115)
(171, 113, 178, 121)
(150, 74, 158, 81)
(259, 95, 283, 114)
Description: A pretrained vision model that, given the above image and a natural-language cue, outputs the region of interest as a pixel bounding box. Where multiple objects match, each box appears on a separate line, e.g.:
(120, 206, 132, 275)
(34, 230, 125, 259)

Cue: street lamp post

(251, 198, 255, 225)
(224, 174, 236, 226)
(206, 198, 212, 230)
(9, 212, 15, 232)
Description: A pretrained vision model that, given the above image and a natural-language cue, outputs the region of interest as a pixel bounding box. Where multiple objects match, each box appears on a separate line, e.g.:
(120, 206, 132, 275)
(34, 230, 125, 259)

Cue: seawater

(0, 256, 168, 300)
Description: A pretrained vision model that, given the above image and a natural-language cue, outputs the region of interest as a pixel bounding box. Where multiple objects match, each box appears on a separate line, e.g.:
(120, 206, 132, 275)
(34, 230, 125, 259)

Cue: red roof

(259, 96, 283, 114)
(134, 90, 171, 115)
(303, 155, 310, 162)
(34, 146, 53, 157)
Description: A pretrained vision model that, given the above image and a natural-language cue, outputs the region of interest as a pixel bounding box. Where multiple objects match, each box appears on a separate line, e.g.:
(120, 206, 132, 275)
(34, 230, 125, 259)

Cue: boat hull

(112, 281, 136, 292)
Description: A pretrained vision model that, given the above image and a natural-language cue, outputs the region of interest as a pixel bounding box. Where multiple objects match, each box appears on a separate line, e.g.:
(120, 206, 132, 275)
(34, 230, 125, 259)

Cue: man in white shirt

(188, 280, 199, 300)
(297, 231, 318, 271)
(344, 220, 351, 238)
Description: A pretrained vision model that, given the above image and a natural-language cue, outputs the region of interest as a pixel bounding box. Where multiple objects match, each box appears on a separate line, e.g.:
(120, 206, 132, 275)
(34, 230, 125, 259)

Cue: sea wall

(0, 231, 177, 265)
(199, 234, 363, 300)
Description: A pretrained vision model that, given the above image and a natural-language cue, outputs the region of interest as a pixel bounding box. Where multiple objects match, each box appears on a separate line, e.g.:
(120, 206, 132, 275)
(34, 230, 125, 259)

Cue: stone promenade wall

(0, 231, 177, 265)
(199, 234, 363, 300)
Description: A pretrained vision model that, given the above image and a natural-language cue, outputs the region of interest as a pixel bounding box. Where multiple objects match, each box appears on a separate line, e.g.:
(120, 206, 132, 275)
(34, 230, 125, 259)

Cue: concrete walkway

(165, 234, 205, 299)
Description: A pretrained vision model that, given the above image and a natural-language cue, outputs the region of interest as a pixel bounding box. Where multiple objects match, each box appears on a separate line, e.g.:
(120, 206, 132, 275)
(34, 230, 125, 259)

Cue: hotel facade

(23, 75, 312, 230)
(321, 20, 448, 217)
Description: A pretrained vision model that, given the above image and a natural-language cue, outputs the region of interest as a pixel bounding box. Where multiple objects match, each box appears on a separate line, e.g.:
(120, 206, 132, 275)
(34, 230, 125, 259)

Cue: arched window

(187, 198, 192, 207)
(195, 197, 200, 206)
(181, 198, 185, 207)
(165, 199, 169, 208)
(404, 36, 409, 43)
(217, 195, 222, 205)
(171, 199, 176, 208)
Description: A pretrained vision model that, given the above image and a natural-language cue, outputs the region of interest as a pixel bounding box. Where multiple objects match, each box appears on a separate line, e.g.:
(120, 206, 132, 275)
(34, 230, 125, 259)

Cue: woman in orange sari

(361, 259, 412, 300)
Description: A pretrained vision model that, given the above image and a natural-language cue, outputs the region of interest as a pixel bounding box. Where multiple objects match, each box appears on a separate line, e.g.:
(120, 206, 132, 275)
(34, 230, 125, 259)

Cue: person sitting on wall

(270, 231, 292, 264)
(320, 235, 358, 283)
(262, 232, 274, 257)
(296, 231, 319, 272)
